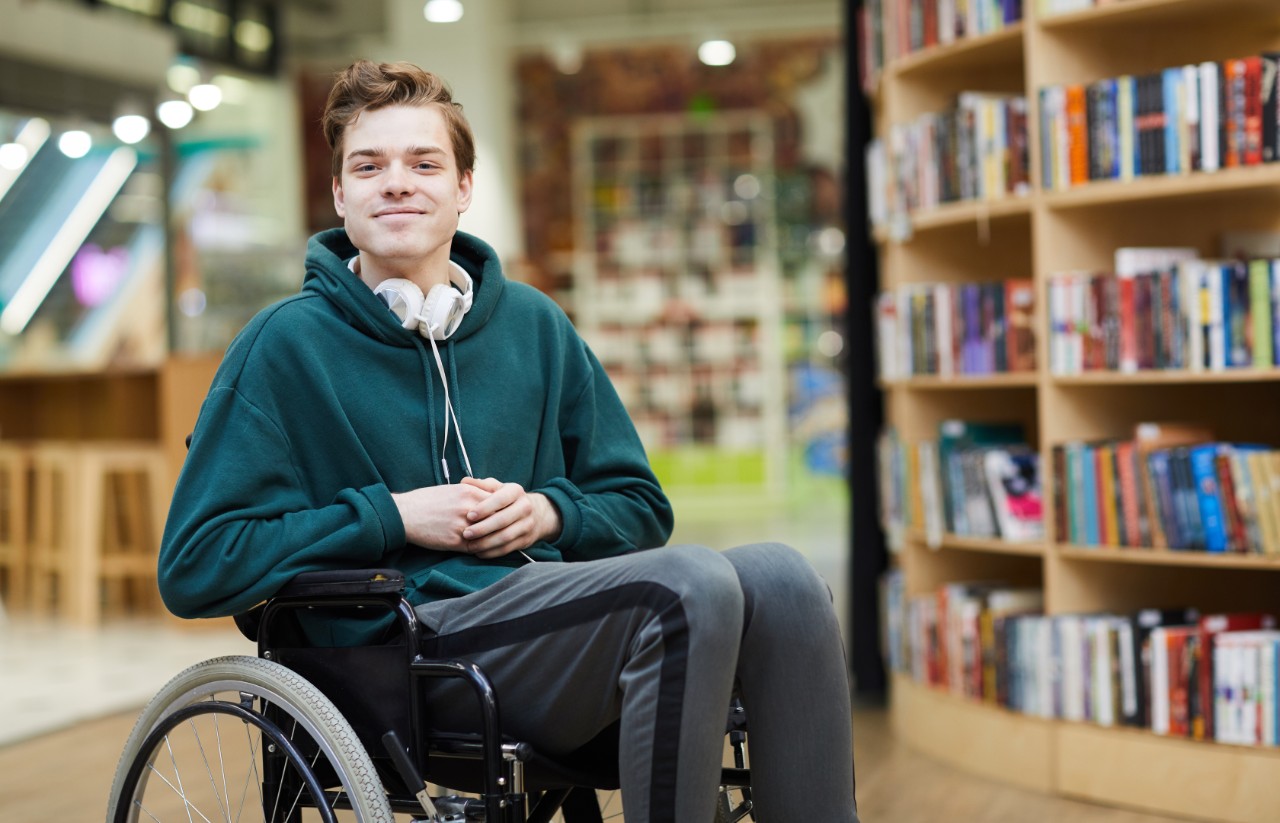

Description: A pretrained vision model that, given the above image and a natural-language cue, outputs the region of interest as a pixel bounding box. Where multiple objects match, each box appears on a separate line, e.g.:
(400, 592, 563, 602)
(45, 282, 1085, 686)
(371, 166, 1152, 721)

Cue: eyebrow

(346, 145, 447, 162)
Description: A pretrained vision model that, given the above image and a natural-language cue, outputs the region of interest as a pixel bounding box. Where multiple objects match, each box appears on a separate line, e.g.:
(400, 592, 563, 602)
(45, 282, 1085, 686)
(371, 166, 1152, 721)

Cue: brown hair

(322, 60, 476, 178)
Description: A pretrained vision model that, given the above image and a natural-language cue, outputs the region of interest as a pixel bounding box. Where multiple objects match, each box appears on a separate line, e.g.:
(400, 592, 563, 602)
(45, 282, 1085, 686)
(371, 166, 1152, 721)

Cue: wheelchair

(106, 568, 754, 822)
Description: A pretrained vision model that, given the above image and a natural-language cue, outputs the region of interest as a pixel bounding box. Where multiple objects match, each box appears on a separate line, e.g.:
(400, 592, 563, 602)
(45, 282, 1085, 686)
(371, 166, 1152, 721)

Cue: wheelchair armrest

(232, 569, 408, 643)
(273, 568, 406, 599)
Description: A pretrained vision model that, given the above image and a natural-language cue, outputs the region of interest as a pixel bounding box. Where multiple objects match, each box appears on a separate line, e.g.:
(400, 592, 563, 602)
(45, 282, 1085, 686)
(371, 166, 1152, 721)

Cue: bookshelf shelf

(1041, 165, 1280, 211)
(1050, 368, 1280, 386)
(1038, 0, 1280, 32)
(891, 24, 1025, 80)
(881, 372, 1038, 390)
(867, 1, 1280, 820)
(906, 195, 1033, 234)
(1056, 545, 1280, 570)
(911, 530, 1045, 556)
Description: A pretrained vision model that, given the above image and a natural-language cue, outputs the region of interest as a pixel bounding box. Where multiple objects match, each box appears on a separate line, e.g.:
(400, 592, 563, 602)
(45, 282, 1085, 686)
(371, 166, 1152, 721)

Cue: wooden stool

(27, 441, 167, 627)
(0, 442, 31, 613)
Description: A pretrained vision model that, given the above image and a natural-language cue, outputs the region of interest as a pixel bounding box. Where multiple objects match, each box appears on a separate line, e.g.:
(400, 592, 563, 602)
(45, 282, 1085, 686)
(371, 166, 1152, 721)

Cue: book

(1263, 53, 1279, 163)
(1005, 278, 1036, 372)
(1189, 443, 1229, 552)
(1197, 613, 1278, 740)
(983, 447, 1045, 542)
(1200, 60, 1221, 172)
(937, 420, 1026, 534)
(1134, 422, 1215, 548)
(1122, 606, 1200, 728)
(1150, 624, 1199, 735)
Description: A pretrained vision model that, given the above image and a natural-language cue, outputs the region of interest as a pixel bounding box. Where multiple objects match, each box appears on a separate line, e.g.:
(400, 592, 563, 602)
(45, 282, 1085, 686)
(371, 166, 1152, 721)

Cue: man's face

(332, 103, 473, 279)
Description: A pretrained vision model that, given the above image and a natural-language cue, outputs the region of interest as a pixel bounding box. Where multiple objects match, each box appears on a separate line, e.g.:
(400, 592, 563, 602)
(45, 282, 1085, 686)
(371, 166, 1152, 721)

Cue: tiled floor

(0, 488, 850, 749)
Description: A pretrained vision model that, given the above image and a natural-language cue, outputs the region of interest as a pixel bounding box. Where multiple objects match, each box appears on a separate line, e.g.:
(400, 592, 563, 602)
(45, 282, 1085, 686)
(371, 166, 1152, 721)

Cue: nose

(382, 162, 414, 197)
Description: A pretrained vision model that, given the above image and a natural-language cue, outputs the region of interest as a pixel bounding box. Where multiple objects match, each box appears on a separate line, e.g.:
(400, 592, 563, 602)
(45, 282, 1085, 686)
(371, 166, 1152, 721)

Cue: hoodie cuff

(359, 483, 406, 555)
(538, 479, 583, 552)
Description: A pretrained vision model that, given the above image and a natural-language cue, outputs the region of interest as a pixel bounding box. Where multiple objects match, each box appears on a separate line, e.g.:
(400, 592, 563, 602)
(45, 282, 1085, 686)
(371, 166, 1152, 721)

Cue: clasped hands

(392, 476, 561, 560)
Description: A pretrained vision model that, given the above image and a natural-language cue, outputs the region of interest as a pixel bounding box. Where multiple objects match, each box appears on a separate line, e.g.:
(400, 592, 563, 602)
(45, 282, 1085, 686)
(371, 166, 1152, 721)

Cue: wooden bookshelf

(868, 1, 1280, 820)
(890, 673, 1055, 792)
(909, 530, 1046, 556)
(1056, 544, 1280, 570)
(881, 372, 1038, 390)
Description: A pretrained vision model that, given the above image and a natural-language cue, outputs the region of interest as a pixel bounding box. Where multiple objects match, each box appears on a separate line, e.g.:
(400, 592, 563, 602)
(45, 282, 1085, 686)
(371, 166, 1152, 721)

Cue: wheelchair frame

(108, 568, 753, 823)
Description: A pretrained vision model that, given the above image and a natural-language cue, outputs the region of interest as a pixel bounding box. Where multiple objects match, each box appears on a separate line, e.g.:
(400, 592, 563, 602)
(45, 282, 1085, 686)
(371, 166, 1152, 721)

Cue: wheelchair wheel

(106, 655, 395, 823)
(553, 786, 744, 822)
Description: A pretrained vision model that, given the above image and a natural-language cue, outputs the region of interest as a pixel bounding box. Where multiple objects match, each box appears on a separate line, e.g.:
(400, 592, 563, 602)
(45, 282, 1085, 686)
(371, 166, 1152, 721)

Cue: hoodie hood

(304, 227, 507, 346)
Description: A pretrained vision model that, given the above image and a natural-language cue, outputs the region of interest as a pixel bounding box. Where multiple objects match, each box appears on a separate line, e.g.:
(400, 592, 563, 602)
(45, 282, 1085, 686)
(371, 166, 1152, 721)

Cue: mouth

(374, 208, 425, 218)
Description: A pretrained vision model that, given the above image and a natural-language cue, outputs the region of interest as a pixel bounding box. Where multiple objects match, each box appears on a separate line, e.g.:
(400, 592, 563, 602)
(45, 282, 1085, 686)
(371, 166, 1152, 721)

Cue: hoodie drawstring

(426, 333, 473, 482)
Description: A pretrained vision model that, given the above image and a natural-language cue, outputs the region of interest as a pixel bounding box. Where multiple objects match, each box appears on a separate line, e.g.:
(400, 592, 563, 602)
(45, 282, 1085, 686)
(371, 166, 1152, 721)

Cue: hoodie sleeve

(537, 349, 674, 561)
(157, 385, 404, 618)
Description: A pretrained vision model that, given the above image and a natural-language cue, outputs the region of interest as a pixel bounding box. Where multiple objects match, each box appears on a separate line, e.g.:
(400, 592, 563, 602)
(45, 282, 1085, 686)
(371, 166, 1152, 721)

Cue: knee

(724, 543, 839, 645)
(655, 545, 745, 634)
(730, 542, 833, 606)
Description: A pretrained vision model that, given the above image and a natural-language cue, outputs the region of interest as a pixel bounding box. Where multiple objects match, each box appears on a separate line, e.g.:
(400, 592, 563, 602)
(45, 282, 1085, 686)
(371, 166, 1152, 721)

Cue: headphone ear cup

(373, 278, 425, 330)
(422, 284, 465, 340)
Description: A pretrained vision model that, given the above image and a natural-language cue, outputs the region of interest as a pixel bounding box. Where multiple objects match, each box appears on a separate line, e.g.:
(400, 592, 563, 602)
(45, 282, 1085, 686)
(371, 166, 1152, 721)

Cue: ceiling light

(424, 0, 463, 23)
(0, 143, 28, 171)
(188, 82, 223, 112)
(157, 99, 194, 129)
(167, 63, 201, 94)
(112, 114, 151, 145)
(551, 41, 583, 74)
(698, 39, 736, 66)
(58, 129, 92, 159)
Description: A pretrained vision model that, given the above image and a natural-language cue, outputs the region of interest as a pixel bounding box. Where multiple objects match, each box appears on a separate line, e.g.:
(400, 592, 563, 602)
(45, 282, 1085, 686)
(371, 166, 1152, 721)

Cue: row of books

(1053, 427, 1280, 555)
(880, 572, 1280, 745)
(866, 92, 1031, 226)
(877, 422, 1044, 550)
(1039, 54, 1280, 191)
(1049, 251, 1280, 375)
(874, 278, 1037, 379)
(857, 0, 1024, 90)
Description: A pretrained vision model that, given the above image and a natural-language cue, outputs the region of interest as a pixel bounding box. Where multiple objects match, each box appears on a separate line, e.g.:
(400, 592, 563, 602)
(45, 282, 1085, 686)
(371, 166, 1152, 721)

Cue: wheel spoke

(187, 717, 233, 823)
(211, 709, 232, 822)
(159, 733, 216, 823)
(233, 708, 264, 823)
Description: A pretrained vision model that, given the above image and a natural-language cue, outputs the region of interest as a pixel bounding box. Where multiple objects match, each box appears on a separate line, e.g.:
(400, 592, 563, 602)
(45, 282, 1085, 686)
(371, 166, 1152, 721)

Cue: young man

(159, 59, 858, 822)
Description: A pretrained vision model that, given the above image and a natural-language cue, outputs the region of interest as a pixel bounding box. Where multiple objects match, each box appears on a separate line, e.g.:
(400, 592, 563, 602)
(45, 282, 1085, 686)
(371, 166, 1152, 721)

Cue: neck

(354, 248, 452, 293)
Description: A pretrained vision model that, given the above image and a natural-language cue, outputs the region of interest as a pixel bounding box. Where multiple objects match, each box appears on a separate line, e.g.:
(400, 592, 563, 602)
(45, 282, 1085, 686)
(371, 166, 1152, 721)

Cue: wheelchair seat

(107, 568, 753, 823)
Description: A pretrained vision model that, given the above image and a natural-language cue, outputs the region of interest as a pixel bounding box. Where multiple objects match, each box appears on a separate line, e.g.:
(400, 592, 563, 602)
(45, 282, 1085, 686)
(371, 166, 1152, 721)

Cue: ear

(457, 169, 474, 214)
(332, 177, 346, 218)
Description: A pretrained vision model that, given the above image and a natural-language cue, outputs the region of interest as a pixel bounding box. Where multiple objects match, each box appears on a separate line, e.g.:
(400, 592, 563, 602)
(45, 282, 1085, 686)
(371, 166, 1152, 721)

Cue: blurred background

(0, 0, 869, 767)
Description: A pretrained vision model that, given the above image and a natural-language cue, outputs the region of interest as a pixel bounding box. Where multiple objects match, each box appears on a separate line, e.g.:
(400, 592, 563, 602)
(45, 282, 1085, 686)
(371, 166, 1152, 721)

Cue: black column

(843, 0, 888, 699)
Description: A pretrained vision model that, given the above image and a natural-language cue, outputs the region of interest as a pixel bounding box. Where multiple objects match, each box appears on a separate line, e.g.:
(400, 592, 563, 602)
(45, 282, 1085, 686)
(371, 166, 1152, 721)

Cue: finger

(462, 501, 529, 543)
(466, 482, 525, 522)
(467, 506, 538, 551)
(461, 476, 501, 492)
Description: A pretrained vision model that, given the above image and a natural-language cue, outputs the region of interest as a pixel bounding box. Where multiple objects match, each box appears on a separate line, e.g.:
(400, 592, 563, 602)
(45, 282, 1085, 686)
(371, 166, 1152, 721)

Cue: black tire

(106, 655, 395, 822)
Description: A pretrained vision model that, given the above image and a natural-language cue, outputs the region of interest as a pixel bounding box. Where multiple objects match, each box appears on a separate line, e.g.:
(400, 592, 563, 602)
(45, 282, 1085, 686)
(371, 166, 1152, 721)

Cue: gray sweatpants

(413, 542, 858, 823)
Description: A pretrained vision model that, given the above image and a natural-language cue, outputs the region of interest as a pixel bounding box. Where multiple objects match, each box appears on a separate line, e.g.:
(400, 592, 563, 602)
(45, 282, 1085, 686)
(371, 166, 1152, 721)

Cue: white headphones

(372, 263, 474, 340)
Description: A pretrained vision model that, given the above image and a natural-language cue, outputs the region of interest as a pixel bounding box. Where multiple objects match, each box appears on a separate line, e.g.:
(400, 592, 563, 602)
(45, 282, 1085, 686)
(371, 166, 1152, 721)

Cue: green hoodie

(158, 228, 673, 619)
